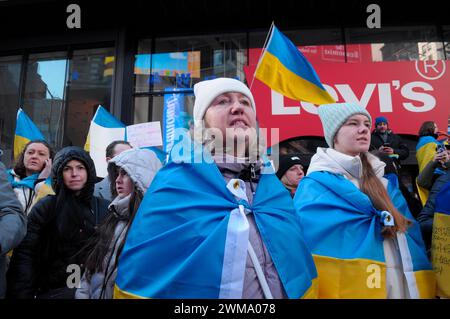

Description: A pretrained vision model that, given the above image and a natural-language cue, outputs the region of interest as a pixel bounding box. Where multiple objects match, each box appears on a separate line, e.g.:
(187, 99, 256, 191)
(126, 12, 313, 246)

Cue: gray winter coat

(94, 176, 113, 202)
(0, 162, 26, 298)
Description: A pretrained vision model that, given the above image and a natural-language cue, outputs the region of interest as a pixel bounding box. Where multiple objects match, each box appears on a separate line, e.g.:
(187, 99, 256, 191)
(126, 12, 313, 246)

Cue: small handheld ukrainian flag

(14, 108, 45, 160)
(255, 24, 335, 105)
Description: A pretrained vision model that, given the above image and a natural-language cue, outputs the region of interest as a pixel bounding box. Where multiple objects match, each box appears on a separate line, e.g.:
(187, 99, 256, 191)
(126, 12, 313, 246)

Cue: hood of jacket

(107, 148, 162, 195)
(307, 147, 386, 182)
(51, 146, 97, 200)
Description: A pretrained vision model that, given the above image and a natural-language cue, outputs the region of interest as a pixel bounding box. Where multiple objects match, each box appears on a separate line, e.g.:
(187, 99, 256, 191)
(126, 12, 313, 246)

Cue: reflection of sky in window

(134, 52, 188, 74)
(37, 60, 67, 99)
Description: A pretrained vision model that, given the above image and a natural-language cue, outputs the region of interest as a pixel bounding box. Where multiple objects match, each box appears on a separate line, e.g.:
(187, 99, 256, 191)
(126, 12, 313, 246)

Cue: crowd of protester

(0, 77, 449, 299)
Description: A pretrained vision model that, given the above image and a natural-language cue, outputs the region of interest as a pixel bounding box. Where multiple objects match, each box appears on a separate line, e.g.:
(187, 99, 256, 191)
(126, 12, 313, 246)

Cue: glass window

(249, 28, 343, 48)
(0, 55, 22, 166)
(65, 47, 115, 147)
(135, 33, 247, 94)
(23, 52, 68, 148)
(134, 39, 153, 94)
(346, 26, 445, 61)
(249, 28, 345, 66)
(443, 25, 450, 60)
(134, 96, 151, 124)
(133, 33, 246, 129)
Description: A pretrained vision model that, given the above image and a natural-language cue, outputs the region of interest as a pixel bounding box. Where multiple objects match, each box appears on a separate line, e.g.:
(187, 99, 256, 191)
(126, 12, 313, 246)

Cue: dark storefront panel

(0, 47, 115, 165)
(65, 47, 115, 147)
(0, 1, 449, 170)
(22, 51, 68, 148)
(0, 56, 22, 167)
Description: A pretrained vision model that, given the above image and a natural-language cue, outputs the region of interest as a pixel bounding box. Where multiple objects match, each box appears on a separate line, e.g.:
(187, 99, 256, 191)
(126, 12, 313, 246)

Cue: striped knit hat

(317, 103, 372, 148)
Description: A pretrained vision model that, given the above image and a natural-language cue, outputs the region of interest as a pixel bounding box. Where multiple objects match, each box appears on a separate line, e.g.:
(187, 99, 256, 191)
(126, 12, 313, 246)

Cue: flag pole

(250, 21, 275, 90)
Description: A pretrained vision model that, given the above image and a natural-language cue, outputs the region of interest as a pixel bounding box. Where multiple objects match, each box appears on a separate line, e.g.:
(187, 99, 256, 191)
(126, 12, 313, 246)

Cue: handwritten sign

(431, 213, 450, 298)
(126, 122, 163, 148)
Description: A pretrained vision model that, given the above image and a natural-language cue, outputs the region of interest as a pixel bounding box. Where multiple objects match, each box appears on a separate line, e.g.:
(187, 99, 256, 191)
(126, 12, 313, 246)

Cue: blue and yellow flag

(415, 135, 442, 205)
(14, 108, 45, 160)
(114, 133, 317, 299)
(255, 25, 335, 105)
(294, 171, 435, 298)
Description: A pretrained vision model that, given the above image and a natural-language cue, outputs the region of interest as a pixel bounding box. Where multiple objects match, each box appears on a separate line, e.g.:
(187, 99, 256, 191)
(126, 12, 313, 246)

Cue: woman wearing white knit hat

(114, 78, 318, 299)
(293, 102, 435, 299)
(192, 77, 261, 160)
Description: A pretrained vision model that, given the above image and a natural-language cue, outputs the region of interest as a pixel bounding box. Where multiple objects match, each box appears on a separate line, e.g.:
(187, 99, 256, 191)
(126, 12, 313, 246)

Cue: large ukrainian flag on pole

(14, 108, 45, 160)
(255, 24, 335, 105)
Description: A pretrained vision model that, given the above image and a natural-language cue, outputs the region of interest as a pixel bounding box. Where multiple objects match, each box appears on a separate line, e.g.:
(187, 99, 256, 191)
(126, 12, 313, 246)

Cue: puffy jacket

(75, 149, 162, 299)
(7, 147, 109, 299)
(0, 162, 26, 298)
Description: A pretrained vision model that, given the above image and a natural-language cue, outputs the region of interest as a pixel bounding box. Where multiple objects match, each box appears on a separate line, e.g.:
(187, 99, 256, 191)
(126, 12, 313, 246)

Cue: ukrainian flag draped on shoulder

(114, 132, 317, 299)
(14, 108, 45, 160)
(416, 135, 442, 205)
(294, 171, 435, 299)
(255, 24, 335, 105)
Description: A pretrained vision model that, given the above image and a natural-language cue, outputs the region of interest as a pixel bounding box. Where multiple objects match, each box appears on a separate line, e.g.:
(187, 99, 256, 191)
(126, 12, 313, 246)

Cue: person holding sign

(114, 78, 317, 299)
(294, 103, 435, 299)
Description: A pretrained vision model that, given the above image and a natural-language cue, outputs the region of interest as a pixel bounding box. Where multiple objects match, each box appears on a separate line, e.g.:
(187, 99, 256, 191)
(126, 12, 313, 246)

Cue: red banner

(245, 49, 450, 146)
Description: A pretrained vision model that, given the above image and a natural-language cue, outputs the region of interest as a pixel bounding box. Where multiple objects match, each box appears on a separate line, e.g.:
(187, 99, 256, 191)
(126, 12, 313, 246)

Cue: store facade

(1, 0, 449, 171)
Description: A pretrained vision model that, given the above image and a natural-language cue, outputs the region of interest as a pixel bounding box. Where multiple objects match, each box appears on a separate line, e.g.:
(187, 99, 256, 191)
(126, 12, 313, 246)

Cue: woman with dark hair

(7, 146, 109, 299)
(7, 140, 55, 215)
(75, 148, 161, 299)
(294, 103, 435, 298)
(416, 121, 443, 205)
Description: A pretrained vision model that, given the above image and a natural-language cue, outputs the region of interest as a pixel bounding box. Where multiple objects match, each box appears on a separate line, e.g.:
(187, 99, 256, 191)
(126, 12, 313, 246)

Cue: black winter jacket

(417, 171, 450, 253)
(7, 147, 109, 299)
(7, 195, 108, 299)
(370, 130, 410, 161)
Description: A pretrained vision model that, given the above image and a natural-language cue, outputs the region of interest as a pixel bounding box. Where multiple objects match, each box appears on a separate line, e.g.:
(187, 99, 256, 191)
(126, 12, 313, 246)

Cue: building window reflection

(23, 52, 68, 148)
(0, 55, 22, 166)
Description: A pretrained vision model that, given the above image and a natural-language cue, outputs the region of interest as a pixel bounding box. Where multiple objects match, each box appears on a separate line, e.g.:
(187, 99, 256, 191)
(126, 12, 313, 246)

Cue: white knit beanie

(317, 103, 372, 148)
(193, 78, 256, 127)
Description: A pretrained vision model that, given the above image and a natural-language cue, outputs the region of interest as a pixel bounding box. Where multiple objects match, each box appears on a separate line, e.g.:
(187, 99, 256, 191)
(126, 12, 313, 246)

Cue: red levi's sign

(244, 48, 450, 146)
